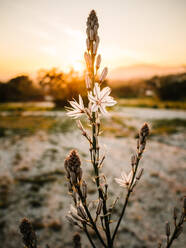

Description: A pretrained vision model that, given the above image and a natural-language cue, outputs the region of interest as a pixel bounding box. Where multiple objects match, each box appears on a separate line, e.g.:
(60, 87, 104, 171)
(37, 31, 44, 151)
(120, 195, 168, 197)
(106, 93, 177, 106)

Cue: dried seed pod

(173, 207, 178, 221)
(19, 218, 37, 248)
(77, 206, 87, 220)
(136, 168, 144, 180)
(100, 67, 108, 82)
(96, 199, 103, 215)
(165, 222, 170, 237)
(131, 154, 137, 167)
(64, 150, 82, 186)
(66, 215, 78, 226)
(69, 205, 83, 222)
(82, 180, 87, 200)
(68, 182, 73, 193)
(77, 168, 83, 182)
(72, 191, 77, 206)
(73, 233, 82, 248)
(140, 123, 150, 138)
(70, 171, 77, 185)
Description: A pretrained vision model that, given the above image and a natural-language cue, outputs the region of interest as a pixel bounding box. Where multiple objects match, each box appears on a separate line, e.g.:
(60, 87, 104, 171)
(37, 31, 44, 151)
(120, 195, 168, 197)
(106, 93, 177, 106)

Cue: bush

(147, 73, 186, 101)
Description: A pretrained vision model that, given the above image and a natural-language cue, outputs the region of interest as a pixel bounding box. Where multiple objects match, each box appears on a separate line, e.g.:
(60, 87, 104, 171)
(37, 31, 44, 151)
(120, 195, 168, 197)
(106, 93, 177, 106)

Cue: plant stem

(111, 157, 140, 245)
(90, 47, 112, 247)
(76, 186, 107, 248)
(83, 223, 96, 248)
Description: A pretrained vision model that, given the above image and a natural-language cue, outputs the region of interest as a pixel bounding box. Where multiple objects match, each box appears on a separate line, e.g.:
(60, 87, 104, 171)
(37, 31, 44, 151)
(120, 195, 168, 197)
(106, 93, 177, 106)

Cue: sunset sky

(0, 0, 186, 80)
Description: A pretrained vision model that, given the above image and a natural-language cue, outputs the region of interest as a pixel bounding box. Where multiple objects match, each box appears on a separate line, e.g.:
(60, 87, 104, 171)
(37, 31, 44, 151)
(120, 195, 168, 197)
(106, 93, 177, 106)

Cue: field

(0, 103, 186, 247)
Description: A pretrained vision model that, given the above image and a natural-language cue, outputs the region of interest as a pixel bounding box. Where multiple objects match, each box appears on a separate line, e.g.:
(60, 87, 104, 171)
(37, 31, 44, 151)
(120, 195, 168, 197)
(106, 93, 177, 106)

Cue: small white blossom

(115, 171, 133, 188)
(66, 95, 85, 118)
(88, 83, 116, 115)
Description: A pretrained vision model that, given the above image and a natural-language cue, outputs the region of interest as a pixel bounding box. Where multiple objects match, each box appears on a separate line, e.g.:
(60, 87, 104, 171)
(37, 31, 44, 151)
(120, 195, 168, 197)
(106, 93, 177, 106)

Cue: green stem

(91, 115, 112, 247)
(90, 47, 112, 247)
(111, 157, 140, 246)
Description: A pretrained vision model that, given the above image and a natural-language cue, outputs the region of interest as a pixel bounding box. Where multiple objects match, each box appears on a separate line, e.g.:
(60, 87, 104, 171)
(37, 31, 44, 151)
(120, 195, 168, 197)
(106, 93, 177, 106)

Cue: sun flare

(70, 60, 85, 73)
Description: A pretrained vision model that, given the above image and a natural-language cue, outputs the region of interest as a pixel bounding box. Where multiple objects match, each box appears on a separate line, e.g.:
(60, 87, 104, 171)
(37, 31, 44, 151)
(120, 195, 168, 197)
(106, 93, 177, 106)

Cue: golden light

(70, 60, 85, 73)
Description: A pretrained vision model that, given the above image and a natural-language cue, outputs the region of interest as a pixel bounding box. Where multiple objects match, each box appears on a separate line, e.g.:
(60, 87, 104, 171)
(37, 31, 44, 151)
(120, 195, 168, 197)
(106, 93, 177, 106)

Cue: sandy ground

(0, 108, 186, 248)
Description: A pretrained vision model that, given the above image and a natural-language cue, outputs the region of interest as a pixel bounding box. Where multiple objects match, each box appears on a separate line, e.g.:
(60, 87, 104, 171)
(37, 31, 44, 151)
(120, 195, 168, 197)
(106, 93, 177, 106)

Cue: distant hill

(109, 64, 186, 81)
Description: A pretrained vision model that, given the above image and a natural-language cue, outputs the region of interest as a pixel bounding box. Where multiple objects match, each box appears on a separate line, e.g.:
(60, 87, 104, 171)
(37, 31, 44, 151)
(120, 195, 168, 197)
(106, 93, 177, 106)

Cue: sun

(71, 60, 85, 73)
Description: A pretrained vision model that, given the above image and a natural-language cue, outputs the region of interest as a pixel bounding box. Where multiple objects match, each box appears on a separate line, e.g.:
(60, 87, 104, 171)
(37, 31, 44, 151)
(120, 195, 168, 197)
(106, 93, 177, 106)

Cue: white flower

(115, 171, 133, 188)
(66, 95, 85, 118)
(88, 83, 116, 115)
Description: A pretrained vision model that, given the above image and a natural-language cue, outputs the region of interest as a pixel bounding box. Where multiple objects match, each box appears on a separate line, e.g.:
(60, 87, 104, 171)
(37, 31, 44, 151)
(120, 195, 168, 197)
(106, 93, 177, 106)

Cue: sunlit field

(0, 104, 186, 247)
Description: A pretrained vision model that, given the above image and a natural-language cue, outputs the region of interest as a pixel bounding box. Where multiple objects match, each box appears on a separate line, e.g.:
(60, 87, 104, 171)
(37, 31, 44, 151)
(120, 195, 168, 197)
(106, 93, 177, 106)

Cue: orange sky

(0, 0, 186, 81)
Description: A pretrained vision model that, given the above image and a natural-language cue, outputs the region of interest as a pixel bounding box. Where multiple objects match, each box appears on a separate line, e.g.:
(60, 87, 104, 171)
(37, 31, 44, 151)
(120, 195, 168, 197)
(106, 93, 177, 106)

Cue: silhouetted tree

(147, 73, 186, 101)
(0, 75, 43, 102)
(38, 68, 87, 107)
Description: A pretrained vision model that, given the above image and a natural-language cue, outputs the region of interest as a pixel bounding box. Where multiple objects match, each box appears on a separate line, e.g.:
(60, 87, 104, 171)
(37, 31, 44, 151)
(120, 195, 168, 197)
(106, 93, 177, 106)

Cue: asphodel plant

(64, 10, 185, 248)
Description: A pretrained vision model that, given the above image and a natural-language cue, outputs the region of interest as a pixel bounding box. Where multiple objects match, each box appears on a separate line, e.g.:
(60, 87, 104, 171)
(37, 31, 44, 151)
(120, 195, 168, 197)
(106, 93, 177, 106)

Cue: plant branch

(76, 185, 107, 248)
(83, 223, 96, 248)
(111, 157, 140, 245)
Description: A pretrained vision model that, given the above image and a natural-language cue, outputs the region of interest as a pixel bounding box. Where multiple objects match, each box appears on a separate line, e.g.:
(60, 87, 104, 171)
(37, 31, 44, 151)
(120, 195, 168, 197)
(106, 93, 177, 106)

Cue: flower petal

(88, 93, 96, 103)
(94, 83, 101, 98)
(99, 105, 108, 115)
(79, 95, 84, 108)
(115, 178, 127, 187)
(91, 103, 98, 112)
(100, 87, 111, 100)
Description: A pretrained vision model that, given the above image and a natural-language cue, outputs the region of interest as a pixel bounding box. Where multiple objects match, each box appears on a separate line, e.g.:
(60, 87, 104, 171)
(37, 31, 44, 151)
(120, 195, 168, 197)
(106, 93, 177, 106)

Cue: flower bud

(84, 52, 92, 69)
(68, 182, 73, 193)
(82, 180, 87, 200)
(140, 123, 150, 138)
(77, 168, 83, 181)
(86, 27, 90, 37)
(89, 29, 94, 40)
(96, 199, 103, 215)
(66, 215, 78, 226)
(165, 222, 170, 237)
(131, 154, 137, 167)
(77, 206, 87, 220)
(86, 38, 90, 51)
(85, 73, 92, 89)
(173, 207, 178, 221)
(94, 24, 98, 32)
(93, 41, 98, 55)
(100, 67, 108, 82)
(136, 168, 144, 180)
(96, 54, 101, 70)
(95, 35, 100, 44)
(70, 171, 77, 185)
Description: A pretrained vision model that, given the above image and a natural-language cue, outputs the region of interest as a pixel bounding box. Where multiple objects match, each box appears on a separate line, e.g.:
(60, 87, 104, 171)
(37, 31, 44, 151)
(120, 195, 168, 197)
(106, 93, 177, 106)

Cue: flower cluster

(66, 10, 116, 118)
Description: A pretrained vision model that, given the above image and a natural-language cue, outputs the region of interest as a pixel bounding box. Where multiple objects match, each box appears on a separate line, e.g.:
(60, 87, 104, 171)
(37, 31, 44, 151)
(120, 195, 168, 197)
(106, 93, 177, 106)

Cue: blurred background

(0, 0, 186, 247)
